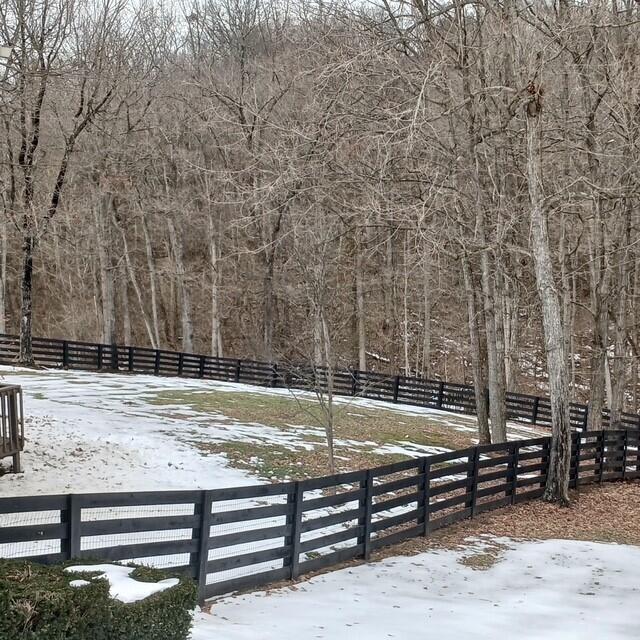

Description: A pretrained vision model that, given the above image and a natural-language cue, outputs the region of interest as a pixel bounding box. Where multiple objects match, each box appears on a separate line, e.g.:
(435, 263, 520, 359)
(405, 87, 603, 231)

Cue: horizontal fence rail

(0, 333, 638, 432)
(0, 385, 23, 473)
(0, 430, 638, 601)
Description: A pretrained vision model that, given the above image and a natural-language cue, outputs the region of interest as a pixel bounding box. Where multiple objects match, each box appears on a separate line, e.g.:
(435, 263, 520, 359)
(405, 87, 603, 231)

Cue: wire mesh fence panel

(205, 485, 294, 596)
(625, 430, 640, 479)
(574, 431, 602, 485)
(514, 438, 550, 501)
(369, 459, 423, 551)
(297, 472, 366, 572)
(0, 509, 64, 559)
(474, 442, 516, 513)
(80, 503, 197, 571)
(427, 448, 476, 531)
(0, 495, 69, 563)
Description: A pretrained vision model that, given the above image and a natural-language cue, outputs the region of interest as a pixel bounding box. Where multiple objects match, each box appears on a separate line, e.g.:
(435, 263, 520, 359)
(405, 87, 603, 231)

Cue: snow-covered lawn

(0, 365, 542, 496)
(193, 538, 640, 640)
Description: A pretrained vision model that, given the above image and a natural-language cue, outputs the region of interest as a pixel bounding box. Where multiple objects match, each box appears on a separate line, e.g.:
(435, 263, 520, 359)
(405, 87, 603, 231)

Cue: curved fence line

(0, 333, 639, 431)
(0, 429, 638, 601)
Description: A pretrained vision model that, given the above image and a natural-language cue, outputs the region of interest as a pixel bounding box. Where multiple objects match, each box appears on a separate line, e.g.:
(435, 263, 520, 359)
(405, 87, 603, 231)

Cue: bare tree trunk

(115, 215, 158, 349)
(610, 203, 631, 429)
(422, 247, 431, 377)
(262, 257, 275, 362)
(19, 232, 35, 366)
(355, 229, 366, 371)
(526, 95, 571, 505)
(320, 311, 335, 475)
(402, 234, 410, 374)
(167, 217, 194, 353)
(313, 305, 323, 367)
(93, 194, 116, 345)
(141, 213, 161, 348)
(478, 209, 507, 443)
(588, 308, 608, 430)
(208, 214, 223, 357)
(122, 272, 132, 345)
(503, 276, 518, 391)
(462, 255, 491, 444)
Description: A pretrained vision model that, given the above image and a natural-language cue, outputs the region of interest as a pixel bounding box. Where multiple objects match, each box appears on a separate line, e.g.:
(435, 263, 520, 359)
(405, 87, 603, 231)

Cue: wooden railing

(0, 384, 23, 473)
(0, 429, 637, 601)
(0, 332, 639, 432)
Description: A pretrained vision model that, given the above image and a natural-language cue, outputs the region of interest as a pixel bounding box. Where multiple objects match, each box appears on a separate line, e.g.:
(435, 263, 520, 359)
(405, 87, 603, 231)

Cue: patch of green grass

(148, 388, 474, 480)
(191, 439, 400, 480)
(149, 389, 473, 450)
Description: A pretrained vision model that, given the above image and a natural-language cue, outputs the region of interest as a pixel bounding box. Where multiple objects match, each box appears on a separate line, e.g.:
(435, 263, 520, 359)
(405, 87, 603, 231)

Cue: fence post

(110, 344, 118, 371)
(422, 460, 432, 536)
(62, 341, 70, 369)
(469, 448, 480, 517)
(128, 346, 134, 372)
(437, 381, 445, 408)
(509, 442, 519, 505)
(574, 432, 582, 492)
(178, 353, 184, 377)
(531, 396, 539, 425)
(598, 430, 605, 484)
(271, 364, 279, 388)
(622, 430, 628, 480)
(195, 490, 213, 603)
(582, 404, 589, 431)
(352, 370, 360, 396)
(392, 375, 400, 403)
(97, 344, 103, 370)
(63, 495, 81, 560)
(198, 355, 205, 378)
(154, 351, 161, 375)
(235, 360, 241, 383)
(289, 482, 304, 580)
(359, 470, 373, 561)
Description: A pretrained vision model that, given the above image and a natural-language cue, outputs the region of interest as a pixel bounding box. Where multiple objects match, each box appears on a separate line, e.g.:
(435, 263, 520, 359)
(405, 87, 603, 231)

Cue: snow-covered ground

(192, 538, 640, 640)
(0, 365, 542, 496)
(1, 367, 636, 638)
(0, 365, 549, 591)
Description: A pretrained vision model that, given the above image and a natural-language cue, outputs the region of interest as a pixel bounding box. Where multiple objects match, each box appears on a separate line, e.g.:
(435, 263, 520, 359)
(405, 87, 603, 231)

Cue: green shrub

(0, 560, 197, 640)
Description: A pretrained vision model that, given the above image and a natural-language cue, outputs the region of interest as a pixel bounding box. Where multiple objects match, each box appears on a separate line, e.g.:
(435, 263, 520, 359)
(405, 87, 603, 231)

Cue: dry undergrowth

(388, 480, 640, 557)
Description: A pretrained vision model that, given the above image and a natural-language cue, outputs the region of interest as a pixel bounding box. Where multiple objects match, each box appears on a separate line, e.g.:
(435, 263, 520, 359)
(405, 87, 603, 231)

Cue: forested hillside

(1, 0, 639, 425)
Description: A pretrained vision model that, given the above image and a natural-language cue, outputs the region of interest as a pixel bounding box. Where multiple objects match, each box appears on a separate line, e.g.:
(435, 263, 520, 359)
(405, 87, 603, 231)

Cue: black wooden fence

(0, 333, 638, 432)
(0, 429, 638, 601)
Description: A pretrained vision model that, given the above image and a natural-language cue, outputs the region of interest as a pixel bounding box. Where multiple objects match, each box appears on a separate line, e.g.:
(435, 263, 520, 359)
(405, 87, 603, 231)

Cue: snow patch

(65, 564, 179, 603)
(192, 538, 640, 639)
